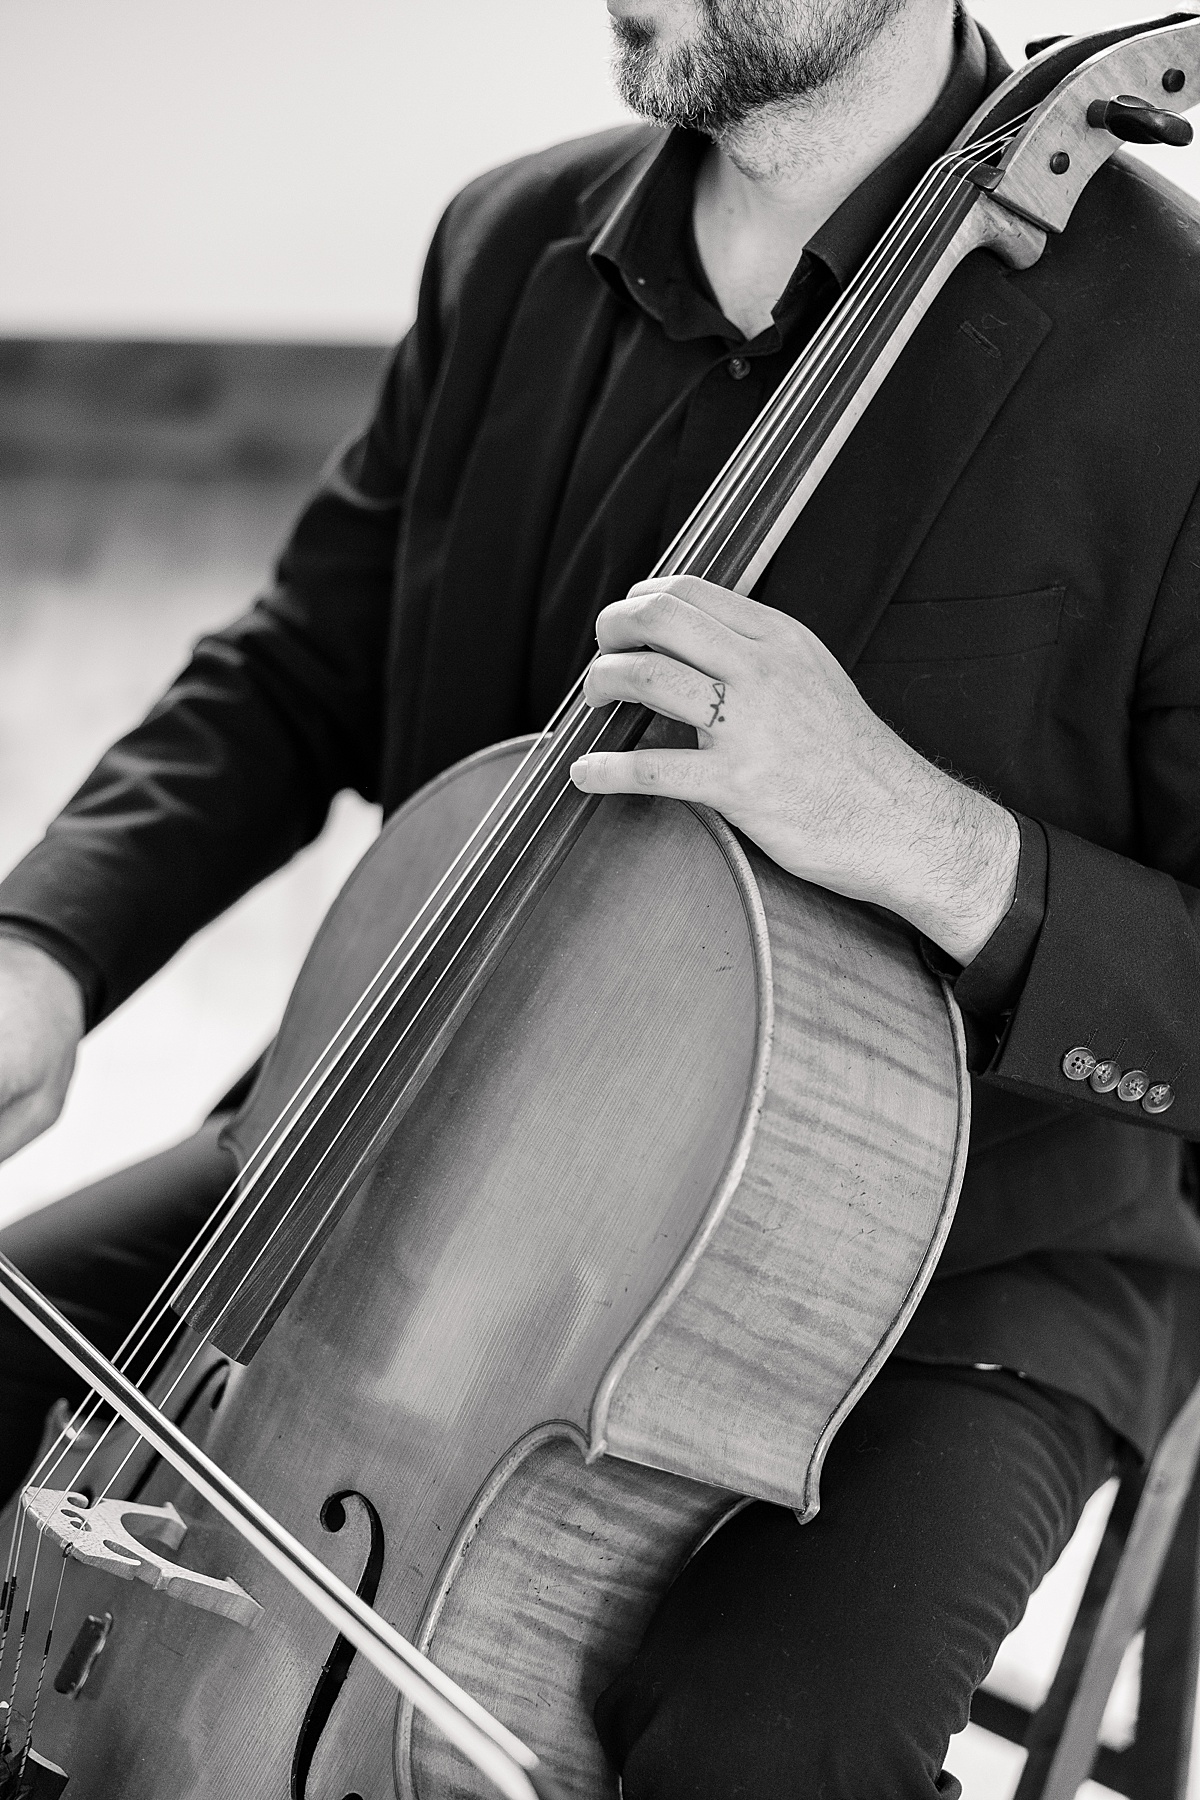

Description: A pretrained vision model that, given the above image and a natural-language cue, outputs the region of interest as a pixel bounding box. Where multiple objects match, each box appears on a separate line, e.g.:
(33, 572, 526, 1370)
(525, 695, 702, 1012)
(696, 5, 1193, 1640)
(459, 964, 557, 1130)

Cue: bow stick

(0, 1255, 566, 1800)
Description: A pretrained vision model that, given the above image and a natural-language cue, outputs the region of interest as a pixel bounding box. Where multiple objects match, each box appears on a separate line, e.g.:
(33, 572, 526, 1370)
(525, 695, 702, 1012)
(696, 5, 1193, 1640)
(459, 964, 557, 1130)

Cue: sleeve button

(1143, 1083, 1176, 1115)
(1089, 1060, 1122, 1093)
(1117, 1069, 1150, 1103)
(1062, 1046, 1097, 1081)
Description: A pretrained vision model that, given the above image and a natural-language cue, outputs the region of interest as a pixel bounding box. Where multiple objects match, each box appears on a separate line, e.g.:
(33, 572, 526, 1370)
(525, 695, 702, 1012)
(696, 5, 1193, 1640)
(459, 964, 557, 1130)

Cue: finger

(595, 583, 746, 672)
(569, 747, 713, 799)
(625, 574, 769, 638)
(583, 651, 733, 732)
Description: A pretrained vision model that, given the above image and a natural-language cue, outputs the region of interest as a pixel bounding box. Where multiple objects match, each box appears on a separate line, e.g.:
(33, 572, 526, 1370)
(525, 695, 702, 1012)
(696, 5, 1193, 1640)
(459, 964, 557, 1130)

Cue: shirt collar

(588, 5, 992, 347)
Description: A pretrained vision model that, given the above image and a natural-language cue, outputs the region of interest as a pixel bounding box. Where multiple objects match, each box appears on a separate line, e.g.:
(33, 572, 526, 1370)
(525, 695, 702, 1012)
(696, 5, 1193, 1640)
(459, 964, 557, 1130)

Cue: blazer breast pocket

(857, 585, 1066, 664)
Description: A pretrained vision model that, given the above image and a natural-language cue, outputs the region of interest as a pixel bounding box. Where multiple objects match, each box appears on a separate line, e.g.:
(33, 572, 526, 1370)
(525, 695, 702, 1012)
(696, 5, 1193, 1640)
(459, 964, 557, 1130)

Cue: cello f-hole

(290, 1490, 385, 1800)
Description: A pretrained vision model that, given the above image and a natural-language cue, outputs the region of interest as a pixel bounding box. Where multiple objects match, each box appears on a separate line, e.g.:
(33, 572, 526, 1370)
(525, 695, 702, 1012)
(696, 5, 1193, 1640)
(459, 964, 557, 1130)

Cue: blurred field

(0, 469, 380, 1222)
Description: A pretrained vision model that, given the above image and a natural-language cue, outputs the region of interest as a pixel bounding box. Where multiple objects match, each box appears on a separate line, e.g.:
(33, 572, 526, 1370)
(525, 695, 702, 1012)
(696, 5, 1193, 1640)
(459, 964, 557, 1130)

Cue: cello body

(1, 736, 967, 1798)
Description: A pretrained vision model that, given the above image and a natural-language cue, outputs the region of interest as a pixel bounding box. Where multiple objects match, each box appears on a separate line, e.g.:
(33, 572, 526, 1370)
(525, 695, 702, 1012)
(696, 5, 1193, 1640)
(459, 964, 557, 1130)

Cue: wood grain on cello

(0, 738, 967, 1799)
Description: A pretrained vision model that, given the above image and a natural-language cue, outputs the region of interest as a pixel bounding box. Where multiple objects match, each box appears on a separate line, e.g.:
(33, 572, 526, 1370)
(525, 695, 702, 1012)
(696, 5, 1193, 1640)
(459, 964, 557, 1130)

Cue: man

(2, 0, 1200, 1792)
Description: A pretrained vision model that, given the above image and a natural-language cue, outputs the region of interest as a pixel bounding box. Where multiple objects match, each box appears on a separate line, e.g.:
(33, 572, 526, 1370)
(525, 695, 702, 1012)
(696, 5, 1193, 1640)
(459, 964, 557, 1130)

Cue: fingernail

(570, 759, 586, 787)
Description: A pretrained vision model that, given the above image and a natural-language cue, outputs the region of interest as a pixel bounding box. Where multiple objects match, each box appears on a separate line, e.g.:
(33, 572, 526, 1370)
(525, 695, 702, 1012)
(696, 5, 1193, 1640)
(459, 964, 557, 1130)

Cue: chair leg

(1116, 1469, 1200, 1800)
(1011, 1471, 1142, 1800)
(1015, 1378, 1200, 1800)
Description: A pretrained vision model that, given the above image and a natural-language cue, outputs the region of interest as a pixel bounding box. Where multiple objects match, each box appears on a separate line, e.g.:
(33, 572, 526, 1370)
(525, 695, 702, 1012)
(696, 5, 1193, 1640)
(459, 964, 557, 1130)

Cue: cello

(1, 17, 1198, 1798)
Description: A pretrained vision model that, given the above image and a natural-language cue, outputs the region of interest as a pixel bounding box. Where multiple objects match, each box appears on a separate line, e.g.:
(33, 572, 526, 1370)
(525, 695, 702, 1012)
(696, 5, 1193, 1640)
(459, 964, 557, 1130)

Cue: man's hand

(570, 574, 1020, 966)
(0, 938, 85, 1162)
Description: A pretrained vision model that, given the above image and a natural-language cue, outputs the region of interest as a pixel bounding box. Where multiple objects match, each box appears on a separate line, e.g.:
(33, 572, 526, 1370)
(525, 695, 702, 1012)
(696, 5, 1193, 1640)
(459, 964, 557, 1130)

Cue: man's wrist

(0, 923, 100, 1030)
(890, 763, 1021, 966)
(0, 933, 87, 1042)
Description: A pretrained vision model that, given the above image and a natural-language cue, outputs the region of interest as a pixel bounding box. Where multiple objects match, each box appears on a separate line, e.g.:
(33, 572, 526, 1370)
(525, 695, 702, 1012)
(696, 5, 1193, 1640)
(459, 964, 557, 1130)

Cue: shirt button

(1089, 1060, 1122, 1093)
(1062, 1046, 1097, 1082)
(1143, 1083, 1176, 1116)
(727, 355, 751, 380)
(1117, 1069, 1150, 1103)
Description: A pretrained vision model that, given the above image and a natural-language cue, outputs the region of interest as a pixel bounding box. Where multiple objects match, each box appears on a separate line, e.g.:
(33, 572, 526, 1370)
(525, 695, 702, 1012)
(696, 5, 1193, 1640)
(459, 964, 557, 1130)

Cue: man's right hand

(0, 938, 85, 1163)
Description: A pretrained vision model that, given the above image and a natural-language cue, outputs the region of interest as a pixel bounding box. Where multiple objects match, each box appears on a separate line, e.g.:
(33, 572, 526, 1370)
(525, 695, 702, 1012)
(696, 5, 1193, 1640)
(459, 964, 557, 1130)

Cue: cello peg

(1087, 93, 1195, 147)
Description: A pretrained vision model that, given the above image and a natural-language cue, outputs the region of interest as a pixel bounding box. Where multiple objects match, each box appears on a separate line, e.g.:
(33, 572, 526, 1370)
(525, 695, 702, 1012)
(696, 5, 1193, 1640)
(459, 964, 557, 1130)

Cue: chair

(968, 1378, 1200, 1799)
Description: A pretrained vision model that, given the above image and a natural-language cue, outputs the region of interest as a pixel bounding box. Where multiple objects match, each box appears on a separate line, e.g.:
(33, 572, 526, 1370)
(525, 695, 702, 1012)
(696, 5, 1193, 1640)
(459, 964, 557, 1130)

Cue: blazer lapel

(760, 251, 1052, 671)
(407, 239, 619, 789)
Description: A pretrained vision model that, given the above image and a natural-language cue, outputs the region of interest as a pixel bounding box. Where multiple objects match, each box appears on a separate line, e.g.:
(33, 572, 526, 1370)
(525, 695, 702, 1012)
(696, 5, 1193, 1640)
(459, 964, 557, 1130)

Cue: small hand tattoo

(707, 681, 727, 727)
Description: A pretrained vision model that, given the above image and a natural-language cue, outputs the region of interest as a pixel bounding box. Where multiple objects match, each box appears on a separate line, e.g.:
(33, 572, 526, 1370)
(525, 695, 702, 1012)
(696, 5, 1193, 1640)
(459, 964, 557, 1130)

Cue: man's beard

(612, 0, 911, 137)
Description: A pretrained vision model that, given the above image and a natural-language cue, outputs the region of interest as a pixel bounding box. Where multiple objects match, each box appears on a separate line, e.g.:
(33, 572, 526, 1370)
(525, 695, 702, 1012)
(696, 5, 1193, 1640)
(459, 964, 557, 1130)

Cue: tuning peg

(1026, 36, 1067, 59)
(1087, 93, 1194, 147)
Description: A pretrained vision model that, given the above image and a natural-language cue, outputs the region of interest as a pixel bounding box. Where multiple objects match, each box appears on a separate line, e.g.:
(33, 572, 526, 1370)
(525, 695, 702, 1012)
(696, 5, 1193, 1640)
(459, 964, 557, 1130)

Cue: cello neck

(660, 179, 1041, 597)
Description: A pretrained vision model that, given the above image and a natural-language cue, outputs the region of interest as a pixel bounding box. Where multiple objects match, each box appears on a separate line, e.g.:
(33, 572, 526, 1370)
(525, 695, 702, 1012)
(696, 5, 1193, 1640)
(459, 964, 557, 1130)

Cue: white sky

(0, 0, 1198, 341)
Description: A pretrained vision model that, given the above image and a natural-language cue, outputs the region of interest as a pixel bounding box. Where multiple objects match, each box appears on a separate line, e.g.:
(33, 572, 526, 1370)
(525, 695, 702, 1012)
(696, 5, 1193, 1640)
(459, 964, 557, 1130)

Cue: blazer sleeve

(0, 241, 446, 1026)
(970, 483, 1200, 1138)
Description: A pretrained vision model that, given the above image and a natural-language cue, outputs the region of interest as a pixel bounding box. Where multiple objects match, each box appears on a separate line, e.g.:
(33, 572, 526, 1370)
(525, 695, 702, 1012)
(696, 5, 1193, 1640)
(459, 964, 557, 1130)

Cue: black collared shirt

(528, 5, 993, 725)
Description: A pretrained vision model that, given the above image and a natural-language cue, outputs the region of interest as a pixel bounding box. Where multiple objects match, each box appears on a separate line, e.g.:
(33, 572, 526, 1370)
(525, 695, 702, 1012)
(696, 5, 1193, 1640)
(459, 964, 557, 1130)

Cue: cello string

(0, 1514, 27, 1703)
(135, 133, 1021, 1303)
(171, 123, 1024, 1231)
(652, 114, 1030, 569)
(18, 133, 1007, 1483)
(1, 1518, 44, 1747)
(100, 126, 1036, 1332)
(37, 696, 621, 1519)
(0, 1258, 550, 1800)
(15, 127, 1022, 1534)
(15, 118, 1031, 1590)
(154, 126, 1036, 1310)
(0, 138, 1023, 1730)
(31, 125, 1032, 1467)
(153, 122, 981, 1341)
(4, 112, 1042, 1747)
(2, 108, 1043, 1742)
(14, 1548, 67, 1787)
(663, 125, 1030, 575)
(9, 672, 616, 1503)
(691, 166, 987, 580)
(76, 728, 622, 1506)
(4, 704, 617, 1616)
(144, 119, 993, 1334)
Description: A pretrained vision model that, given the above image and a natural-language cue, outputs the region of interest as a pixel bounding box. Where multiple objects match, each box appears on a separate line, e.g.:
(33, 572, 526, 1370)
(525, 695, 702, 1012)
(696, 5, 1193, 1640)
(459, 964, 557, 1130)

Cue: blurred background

(1, 5, 1198, 1794)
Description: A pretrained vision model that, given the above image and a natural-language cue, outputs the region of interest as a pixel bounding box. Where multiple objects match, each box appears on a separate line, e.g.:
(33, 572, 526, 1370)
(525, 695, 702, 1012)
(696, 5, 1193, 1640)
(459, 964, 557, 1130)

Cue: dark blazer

(4, 89, 1200, 1313)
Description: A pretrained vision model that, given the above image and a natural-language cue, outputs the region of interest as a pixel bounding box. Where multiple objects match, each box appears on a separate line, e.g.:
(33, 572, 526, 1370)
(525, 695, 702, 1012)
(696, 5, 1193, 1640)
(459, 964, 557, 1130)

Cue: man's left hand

(570, 574, 1019, 966)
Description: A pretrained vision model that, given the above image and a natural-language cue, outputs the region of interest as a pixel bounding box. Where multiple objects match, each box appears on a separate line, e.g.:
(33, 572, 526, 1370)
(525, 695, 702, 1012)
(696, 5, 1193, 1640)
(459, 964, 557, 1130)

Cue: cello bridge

(21, 1488, 262, 1629)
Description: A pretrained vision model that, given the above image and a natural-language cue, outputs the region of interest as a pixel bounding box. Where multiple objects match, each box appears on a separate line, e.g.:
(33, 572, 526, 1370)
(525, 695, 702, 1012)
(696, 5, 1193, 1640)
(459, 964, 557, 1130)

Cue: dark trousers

(0, 1132, 1116, 1799)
